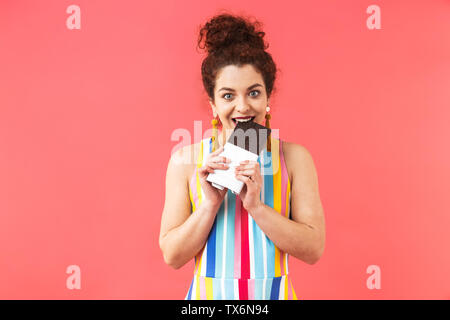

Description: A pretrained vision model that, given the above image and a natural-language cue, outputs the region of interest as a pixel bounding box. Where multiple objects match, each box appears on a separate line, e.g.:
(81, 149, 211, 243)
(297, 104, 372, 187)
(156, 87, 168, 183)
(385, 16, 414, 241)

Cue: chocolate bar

(227, 120, 271, 155)
(206, 120, 271, 195)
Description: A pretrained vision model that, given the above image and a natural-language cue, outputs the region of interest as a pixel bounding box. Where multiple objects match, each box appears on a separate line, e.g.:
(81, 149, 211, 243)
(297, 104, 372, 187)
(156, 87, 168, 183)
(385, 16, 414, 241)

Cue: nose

(234, 96, 251, 114)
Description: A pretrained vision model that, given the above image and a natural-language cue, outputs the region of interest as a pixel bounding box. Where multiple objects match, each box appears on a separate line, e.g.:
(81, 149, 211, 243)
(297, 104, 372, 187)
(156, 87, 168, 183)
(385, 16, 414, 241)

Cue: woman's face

(209, 64, 269, 134)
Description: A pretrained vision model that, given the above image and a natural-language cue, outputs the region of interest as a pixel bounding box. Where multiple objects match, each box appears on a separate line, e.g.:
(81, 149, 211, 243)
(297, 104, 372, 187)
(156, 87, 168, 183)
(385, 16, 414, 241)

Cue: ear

(209, 99, 217, 117)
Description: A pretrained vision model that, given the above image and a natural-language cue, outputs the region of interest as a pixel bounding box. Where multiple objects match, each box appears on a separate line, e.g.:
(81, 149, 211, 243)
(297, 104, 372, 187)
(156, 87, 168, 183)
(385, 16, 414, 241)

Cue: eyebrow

(218, 83, 263, 92)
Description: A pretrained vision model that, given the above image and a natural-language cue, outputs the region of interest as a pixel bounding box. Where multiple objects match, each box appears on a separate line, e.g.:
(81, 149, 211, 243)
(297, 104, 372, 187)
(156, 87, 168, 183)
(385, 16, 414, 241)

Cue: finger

(235, 174, 254, 184)
(198, 164, 229, 178)
(198, 166, 214, 176)
(237, 162, 259, 169)
(235, 167, 257, 175)
(238, 160, 258, 165)
(201, 163, 227, 172)
(236, 164, 256, 171)
(210, 145, 225, 156)
(206, 163, 230, 170)
(209, 155, 230, 164)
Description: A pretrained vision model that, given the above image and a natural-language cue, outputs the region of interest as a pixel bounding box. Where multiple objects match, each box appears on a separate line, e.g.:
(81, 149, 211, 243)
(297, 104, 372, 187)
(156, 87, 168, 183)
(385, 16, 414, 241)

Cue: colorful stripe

(186, 137, 298, 300)
(186, 275, 297, 300)
(215, 200, 225, 277)
(264, 144, 275, 279)
(205, 139, 217, 277)
(241, 206, 250, 279)
(233, 195, 241, 278)
(225, 190, 235, 278)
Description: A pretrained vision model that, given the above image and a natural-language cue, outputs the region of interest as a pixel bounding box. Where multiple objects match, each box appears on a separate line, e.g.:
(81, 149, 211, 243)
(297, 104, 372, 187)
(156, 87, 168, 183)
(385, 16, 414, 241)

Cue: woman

(159, 13, 325, 300)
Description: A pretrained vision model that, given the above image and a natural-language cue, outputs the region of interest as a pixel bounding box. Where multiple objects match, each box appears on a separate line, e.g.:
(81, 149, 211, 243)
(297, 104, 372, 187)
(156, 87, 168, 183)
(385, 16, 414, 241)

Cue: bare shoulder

(161, 141, 203, 248)
(282, 140, 312, 159)
(282, 140, 318, 186)
(169, 141, 203, 185)
(281, 140, 325, 260)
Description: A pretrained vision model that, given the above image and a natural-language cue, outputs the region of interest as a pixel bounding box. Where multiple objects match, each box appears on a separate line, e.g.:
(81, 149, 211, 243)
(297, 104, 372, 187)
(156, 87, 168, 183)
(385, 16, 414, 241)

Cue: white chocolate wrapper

(206, 142, 259, 195)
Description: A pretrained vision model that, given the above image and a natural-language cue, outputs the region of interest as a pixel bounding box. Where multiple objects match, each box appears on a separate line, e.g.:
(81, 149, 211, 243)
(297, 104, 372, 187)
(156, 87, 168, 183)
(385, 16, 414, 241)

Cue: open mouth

(232, 116, 256, 125)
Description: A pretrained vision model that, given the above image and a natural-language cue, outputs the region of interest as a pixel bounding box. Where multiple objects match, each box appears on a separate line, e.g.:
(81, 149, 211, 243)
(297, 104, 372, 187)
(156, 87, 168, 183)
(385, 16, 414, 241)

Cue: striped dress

(185, 136, 298, 300)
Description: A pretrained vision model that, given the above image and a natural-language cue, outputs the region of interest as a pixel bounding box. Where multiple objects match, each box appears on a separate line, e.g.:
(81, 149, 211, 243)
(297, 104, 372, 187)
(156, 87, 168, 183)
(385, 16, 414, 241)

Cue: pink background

(1, 0, 449, 299)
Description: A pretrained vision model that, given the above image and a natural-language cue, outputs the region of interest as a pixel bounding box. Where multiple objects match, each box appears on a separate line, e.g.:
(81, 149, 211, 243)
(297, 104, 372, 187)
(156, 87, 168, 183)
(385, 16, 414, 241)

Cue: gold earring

(265, 106, 271, 152)
(211, 117, 219, 152)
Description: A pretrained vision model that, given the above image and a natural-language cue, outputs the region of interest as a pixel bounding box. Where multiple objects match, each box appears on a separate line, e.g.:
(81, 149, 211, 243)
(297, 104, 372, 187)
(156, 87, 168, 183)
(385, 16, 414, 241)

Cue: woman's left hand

(235, 160, 264, 213)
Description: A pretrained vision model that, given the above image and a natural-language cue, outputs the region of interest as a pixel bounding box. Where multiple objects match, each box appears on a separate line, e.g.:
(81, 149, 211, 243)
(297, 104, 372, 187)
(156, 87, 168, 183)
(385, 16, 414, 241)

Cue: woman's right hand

(197, 145, 230, 209)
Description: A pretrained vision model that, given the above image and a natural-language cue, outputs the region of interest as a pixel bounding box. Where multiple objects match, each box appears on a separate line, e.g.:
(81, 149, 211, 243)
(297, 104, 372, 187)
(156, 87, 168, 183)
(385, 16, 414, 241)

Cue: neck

(217, 128, 233, 147)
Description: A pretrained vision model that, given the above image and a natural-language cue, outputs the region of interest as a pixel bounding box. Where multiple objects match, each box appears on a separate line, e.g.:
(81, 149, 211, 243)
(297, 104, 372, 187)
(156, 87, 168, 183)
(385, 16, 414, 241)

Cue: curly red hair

(197, 12, 279, 127)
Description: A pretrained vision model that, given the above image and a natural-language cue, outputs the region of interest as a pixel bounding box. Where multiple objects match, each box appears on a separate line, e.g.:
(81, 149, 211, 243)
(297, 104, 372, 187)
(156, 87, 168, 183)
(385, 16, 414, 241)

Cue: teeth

(234, 117, 253, 123)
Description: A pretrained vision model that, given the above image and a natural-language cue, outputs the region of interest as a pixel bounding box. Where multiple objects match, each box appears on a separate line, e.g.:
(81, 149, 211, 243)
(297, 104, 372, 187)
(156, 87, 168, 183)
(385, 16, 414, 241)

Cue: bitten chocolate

(227, 120, 272, 155)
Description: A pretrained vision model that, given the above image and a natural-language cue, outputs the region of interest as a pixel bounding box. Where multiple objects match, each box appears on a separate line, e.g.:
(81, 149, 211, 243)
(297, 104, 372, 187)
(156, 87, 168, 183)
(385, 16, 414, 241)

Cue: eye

(222, 90, 261, 100)
(249, 90, 260, 97)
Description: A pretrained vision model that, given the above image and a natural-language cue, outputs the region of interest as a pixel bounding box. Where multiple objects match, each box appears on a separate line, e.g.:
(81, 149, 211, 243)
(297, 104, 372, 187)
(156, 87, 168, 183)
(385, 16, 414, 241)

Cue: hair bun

(198, 13, 268, 54)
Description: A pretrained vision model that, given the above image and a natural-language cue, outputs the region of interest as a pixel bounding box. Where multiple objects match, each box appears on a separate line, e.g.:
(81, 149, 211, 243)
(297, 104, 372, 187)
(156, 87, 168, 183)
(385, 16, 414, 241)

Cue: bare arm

(159, 145, 228, 269)
(160, 199, 220, 270)
(236, 143, 325, 265)
(250, 143, 325, 265)
(250, 203, 324, 265)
